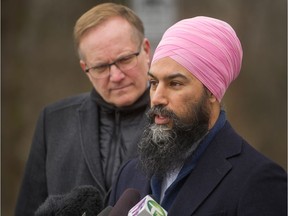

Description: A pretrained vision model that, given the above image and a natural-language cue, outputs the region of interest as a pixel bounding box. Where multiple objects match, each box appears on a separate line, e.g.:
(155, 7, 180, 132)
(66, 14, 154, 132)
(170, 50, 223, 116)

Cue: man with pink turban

(108, 16, 287, 216)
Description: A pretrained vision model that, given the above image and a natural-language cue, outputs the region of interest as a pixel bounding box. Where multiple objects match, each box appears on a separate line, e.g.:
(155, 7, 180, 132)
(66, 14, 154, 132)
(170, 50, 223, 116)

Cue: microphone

(108, 188, 141, 216)
(128, 195, 168, 216)
(35, 185, 104, 216)
(97, 206, 113, 216)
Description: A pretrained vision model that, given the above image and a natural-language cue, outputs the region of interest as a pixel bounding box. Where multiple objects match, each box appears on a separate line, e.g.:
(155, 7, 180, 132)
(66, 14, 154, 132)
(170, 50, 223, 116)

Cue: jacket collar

(77, 88, 149, 195)
(151, 110, 227, 209)
(168, 121, 242, 215)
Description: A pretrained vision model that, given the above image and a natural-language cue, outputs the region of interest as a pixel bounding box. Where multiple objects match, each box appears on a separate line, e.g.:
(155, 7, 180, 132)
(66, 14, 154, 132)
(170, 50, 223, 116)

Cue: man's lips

(154, 114, 170, 125)
(110, 84, 131, 91)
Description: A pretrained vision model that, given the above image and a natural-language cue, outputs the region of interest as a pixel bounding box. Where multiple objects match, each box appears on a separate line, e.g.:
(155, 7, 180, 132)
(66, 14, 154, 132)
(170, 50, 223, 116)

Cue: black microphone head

(57, 185, 104, 216)
(108, 188, 141, 216)
(35, 185, 104, 216)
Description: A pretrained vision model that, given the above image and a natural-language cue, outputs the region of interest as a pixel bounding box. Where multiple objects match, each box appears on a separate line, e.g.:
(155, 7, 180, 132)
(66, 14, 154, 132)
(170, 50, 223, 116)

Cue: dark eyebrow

(148, 71, 189, 81)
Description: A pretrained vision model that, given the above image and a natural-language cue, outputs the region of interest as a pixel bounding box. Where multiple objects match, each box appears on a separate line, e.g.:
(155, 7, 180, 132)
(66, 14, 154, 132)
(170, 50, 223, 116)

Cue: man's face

(148, 57, 210, 128)
(138, 57, 211, 177)
(79, 17, 150, 107)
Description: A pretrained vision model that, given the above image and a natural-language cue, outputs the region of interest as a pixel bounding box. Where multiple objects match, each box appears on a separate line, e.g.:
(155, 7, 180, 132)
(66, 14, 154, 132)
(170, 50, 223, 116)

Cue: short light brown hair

(74, 3, 145, 58)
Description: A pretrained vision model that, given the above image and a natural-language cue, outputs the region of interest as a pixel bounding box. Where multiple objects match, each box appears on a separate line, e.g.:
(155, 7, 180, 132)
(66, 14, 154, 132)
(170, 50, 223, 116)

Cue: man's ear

(206, 89, 217, 103)
(209, 94, 217, 103)
(142, 38, 151, 65)
(80, 60, 86, 73)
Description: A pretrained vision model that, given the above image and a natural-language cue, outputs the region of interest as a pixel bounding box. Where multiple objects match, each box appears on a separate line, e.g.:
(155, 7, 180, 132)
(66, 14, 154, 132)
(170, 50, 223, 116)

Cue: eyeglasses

(85, 48, 142, 79)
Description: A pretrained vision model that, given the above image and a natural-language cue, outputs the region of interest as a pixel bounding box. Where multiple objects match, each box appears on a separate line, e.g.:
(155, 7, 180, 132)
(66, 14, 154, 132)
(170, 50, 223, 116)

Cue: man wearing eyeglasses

(15, 3, 151, 215)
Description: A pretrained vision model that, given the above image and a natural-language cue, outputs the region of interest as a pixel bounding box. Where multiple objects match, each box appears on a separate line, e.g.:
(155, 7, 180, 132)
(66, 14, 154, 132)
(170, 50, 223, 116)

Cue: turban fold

(152, 16, 243, 101)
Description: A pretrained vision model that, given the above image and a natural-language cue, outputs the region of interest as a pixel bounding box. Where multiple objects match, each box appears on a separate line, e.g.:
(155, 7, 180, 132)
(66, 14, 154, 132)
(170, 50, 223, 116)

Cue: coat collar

(151, 111, 227, 208)
(77, 95, 106, 194)
(168, 121, 242, 215)
(77, 88, 150, 195)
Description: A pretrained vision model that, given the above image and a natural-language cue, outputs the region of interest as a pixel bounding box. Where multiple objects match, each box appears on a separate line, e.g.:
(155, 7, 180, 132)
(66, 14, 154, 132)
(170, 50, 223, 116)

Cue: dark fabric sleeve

(237, 161, 287, 216)
(15, 109, 49, 216)
(108, 159, 151, 207)
(107, 160, 130, 206)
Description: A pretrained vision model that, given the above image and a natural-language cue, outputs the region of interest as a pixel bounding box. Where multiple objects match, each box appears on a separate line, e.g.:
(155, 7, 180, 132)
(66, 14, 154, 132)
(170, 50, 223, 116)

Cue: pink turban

(152, 16, 243, 102)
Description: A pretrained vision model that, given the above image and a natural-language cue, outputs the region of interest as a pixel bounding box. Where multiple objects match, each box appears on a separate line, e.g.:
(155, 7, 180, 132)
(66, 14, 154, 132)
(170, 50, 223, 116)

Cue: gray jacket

(15, 89, 150, 216)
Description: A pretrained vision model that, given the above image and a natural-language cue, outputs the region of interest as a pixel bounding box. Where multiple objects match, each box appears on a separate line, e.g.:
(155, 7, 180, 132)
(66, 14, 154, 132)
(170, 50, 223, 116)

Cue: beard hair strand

(138, 91, 210, 178)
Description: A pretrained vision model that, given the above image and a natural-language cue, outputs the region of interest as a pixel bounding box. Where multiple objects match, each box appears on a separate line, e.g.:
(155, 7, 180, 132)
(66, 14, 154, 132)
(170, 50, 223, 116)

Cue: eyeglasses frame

(84, 44, 142, 78)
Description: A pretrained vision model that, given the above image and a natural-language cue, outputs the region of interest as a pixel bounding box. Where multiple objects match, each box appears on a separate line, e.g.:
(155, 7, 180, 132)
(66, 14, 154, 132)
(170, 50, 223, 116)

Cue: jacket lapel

(169, 123, 242, 216)
(78, 97, 106, 193)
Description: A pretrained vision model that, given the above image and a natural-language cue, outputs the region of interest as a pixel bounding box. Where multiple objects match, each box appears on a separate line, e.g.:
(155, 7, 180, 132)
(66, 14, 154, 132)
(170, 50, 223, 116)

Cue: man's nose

(109, 64, 125, 82)
(150, 85, 168, 106)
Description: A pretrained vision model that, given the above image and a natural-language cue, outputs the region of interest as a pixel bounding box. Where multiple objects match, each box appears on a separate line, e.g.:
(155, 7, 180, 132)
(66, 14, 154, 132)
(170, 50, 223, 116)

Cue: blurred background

(2, 0, 287, 215)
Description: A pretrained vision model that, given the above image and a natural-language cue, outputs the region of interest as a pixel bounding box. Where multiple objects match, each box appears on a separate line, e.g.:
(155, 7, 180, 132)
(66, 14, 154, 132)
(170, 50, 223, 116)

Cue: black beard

(138, 93, 210, 178)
